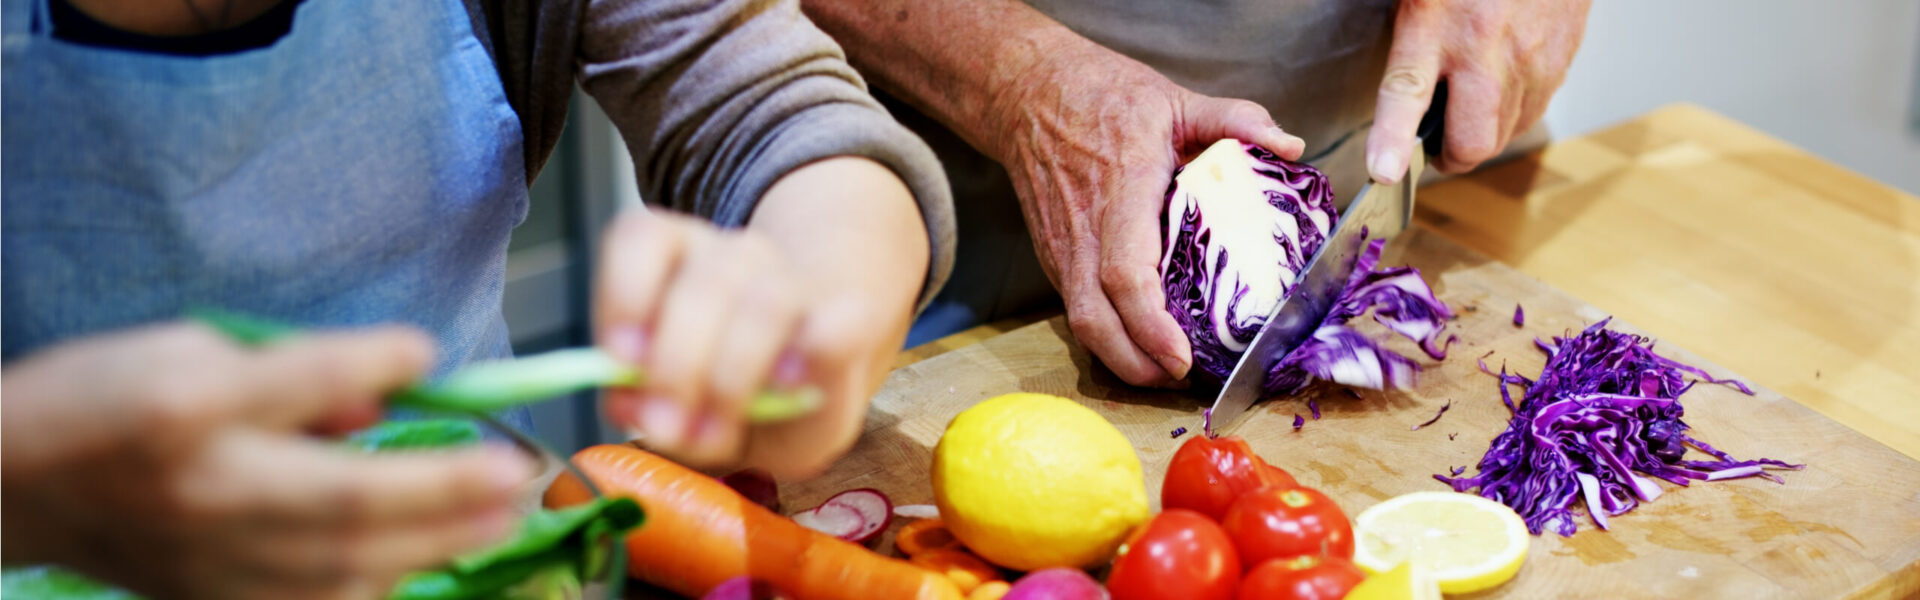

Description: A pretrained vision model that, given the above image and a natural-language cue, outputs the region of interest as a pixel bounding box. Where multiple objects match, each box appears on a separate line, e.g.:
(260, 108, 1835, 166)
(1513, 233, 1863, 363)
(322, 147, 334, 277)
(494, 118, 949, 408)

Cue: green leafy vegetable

(345, 419, 484, 452)
(191, 308, 820, 421)
(1, 567, 138, 600)
(388, 497, 642, 600)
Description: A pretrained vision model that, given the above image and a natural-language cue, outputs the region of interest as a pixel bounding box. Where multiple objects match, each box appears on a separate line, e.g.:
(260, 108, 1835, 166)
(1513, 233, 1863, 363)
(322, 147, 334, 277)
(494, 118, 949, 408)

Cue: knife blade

(1204, 86, 1447, 435)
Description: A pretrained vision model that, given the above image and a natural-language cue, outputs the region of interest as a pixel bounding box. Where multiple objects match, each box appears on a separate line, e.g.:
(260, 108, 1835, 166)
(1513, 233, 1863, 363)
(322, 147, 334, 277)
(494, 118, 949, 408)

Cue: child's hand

(596, 157, 930, 478)
(0, 323, 533, 599)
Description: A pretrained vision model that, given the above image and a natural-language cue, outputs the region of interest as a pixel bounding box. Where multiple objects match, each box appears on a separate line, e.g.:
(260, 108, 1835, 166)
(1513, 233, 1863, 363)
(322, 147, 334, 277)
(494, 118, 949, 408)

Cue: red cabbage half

(1436, 319, 1801, 536)
(1159, 139, 1453, 395)
(1161, 139, 1336, 386)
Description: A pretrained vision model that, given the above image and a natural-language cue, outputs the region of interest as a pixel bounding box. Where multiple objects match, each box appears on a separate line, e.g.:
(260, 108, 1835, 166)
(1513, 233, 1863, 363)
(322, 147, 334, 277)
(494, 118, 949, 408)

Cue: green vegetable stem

(188, 308, 822, 422)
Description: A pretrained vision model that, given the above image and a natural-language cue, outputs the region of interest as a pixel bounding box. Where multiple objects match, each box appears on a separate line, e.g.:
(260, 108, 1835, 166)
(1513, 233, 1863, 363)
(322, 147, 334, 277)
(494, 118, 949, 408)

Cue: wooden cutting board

(776, 226, 1920, 600)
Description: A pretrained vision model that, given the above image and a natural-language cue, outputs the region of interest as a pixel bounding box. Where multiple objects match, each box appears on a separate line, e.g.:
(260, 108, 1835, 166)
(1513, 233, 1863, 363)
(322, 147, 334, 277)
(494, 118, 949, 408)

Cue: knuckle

(1380, 67, 1430, 98)
(1225, 99, 1273, 125)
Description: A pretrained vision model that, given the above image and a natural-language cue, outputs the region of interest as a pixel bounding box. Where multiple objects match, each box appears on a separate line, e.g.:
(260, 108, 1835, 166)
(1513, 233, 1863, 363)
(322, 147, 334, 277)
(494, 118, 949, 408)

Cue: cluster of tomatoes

(1107, 435, 1364, 600)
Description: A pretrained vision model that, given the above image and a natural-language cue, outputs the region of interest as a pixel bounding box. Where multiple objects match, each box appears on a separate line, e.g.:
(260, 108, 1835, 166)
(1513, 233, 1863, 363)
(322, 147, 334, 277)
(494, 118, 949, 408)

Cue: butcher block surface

(781, 227, 1920, 600)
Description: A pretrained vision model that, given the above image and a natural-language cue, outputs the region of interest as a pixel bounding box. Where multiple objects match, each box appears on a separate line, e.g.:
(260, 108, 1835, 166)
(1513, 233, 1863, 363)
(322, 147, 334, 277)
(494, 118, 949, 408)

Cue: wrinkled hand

(986, 47, 1306, 387)
(595, 157, 924, 479)
(0, 323, 532, 600)
(1366, 0, 1593, 183)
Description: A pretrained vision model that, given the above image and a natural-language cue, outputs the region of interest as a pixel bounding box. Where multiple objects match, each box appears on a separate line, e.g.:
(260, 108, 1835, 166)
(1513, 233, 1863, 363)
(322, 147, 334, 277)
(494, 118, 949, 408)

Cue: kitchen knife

(1204, 86, 1447, 436)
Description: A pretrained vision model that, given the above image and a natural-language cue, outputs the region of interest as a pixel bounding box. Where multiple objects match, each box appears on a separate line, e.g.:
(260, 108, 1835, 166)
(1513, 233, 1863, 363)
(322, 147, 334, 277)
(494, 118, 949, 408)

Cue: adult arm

(803, 0, 1307, 387)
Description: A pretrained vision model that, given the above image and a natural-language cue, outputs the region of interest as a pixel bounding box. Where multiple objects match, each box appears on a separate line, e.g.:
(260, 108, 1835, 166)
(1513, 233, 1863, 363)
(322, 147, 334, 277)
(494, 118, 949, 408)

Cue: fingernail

(603, 326, 648, 363)
(1370, 148, 1404, 184)
(772, 350, 806, 388)
(1153, 353, 1191, 380)
(1272, 125, 1304, 147)
(641, 396, 688, 448)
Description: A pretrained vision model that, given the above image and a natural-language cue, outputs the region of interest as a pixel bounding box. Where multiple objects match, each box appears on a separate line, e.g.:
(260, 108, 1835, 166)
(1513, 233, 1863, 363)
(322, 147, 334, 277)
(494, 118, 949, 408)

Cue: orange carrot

(546, 444, 964, 600)
(909, 548, 1003, 594)
(896, 518, 963, 558)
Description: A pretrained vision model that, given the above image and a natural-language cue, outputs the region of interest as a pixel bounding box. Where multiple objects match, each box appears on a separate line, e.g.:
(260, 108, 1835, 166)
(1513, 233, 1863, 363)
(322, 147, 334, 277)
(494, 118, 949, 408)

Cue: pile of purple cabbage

(1437, 318, 1802, 536)
(1158, 139, 1454, 396)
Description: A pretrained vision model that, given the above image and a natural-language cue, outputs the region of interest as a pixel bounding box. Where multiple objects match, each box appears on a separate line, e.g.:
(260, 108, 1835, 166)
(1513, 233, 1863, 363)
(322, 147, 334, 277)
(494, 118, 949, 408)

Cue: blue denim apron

(2, 0, 532, 424)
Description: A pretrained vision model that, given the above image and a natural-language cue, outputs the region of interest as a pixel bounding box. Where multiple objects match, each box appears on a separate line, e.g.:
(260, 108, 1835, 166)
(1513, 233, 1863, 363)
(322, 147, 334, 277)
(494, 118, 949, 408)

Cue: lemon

(1352, 491, 1530, 595)
(1342, 561, 1441, 600)
(931, 393, 1150, 571)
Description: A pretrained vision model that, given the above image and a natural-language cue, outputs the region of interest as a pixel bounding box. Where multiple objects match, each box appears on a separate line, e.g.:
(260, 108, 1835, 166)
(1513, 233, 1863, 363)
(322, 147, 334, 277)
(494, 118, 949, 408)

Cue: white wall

(1542, 0, 1920, 194)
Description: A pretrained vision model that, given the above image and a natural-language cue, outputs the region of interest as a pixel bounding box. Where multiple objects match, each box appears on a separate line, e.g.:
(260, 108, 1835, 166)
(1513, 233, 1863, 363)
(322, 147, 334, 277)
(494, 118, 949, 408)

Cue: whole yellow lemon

(931, 393, 1149, 571)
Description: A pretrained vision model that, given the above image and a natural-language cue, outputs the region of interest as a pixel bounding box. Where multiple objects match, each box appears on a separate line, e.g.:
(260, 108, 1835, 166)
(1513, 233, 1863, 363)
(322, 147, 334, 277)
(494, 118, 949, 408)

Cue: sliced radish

(720, 469, 780, 512)
(791, 488, 892, 545)
(894, 504, 940, 520)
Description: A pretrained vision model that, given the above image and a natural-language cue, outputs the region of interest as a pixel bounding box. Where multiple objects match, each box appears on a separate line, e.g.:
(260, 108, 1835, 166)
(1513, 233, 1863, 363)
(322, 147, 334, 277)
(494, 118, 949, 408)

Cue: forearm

(799, 0, 1105, 162)
(749, 157, 930, 319)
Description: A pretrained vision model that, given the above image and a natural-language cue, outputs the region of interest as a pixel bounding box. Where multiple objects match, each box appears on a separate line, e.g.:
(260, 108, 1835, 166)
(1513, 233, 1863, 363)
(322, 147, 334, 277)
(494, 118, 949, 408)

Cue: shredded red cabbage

(1411, 400, 1452, 431)
(1262, 237, 1456, 396)
(1292, 414, 1305, 430)
(1513, 303, 1525, 327)
(1436, 319, 1801, 536)
(1170, 427, 1188, 439)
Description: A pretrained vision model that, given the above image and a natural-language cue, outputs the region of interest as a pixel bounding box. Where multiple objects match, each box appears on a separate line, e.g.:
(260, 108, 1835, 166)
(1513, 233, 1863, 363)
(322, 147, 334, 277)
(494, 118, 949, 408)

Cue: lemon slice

(1352, 491, 1529, 594)
(1343, 561, 1441, 600)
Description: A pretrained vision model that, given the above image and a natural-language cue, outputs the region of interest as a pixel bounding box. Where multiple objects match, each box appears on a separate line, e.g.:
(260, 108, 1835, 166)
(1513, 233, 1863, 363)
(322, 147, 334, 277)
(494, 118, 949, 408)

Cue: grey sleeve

(573, 0, 955, 314)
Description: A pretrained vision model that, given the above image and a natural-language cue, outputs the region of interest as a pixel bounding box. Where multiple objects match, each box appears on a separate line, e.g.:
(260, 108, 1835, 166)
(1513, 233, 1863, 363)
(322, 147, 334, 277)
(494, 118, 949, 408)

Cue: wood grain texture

(777, 228, 1920, 600)
(1412, 104, 1920, 462)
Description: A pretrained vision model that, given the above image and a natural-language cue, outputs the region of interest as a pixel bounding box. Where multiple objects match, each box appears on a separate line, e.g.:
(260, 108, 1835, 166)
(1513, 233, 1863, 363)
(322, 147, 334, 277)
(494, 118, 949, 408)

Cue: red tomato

(1220, 487, 1354, 566)
(1237, 555, 1366, 600)
(1162, 435, 1299, 521)
(1107, 509, 1241, 600)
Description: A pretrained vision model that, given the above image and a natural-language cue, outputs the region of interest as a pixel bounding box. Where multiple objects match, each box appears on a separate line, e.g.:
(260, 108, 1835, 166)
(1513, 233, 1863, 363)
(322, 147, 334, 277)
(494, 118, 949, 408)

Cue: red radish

(1003, 568, 1108, 600)
(702, 576, 791, 600)
(792, 488, 893, 545)
(720, 469, 781, 512)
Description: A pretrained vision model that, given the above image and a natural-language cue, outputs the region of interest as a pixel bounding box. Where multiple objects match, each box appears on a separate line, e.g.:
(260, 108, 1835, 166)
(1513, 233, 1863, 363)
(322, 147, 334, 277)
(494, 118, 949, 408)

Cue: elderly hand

(1366, 0, 1593, 183)
(985, 46, 1306, 387)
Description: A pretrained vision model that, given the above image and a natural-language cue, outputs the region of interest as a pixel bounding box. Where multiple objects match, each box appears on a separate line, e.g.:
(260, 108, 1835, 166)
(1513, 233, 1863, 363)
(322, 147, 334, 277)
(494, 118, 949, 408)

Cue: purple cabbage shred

(1436, 318, 1801, 536)
(1514, 303, 1525, 327)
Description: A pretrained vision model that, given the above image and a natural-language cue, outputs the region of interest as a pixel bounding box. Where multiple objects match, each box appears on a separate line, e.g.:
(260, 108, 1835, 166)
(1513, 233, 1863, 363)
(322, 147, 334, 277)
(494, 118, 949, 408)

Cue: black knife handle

(1418, 81, 1448, 158)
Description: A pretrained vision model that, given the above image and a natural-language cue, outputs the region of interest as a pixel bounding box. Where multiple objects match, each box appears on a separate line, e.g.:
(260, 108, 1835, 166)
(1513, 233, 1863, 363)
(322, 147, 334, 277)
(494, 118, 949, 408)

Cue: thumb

(1179, 95, 1306, 161)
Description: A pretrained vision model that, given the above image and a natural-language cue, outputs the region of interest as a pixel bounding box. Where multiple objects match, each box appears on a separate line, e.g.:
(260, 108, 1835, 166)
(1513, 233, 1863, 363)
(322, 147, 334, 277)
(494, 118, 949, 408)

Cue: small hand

(1366, 0, 1593, 183)
(1, 323, 532, 599)
(987, 46, 1306, 387)
(595, 157, 928, 478)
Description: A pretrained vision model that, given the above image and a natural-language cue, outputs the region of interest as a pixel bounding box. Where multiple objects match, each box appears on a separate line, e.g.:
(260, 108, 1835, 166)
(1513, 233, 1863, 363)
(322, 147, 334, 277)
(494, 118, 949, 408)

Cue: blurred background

(510, 0, 1920, 454)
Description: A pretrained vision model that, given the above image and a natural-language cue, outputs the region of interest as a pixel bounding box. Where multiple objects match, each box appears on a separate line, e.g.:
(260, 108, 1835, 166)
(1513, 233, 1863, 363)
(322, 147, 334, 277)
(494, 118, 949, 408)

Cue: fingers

(592, 210, 697, 442)
(739, 294, 878, 479)
(1067, 250, 1173, 387)
(1366, 4, 1445, 184)
(1435, 70, 1504, 174)
(1179, 95, 1306, 161)
(177, 430, 531, 531)
(594, 208, 688, 366)
(230, 509, 512, 589)
(1098, 164, 1193, 382)
(236, 326, 436, 430)
(682, 236, 803, 466)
